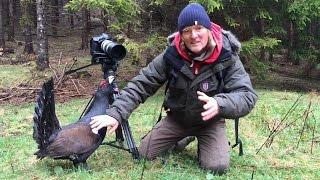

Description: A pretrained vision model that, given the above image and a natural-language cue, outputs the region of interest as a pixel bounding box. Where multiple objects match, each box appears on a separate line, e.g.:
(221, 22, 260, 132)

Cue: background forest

(0, 0, 319, 80)
(0, 0, 320, 179)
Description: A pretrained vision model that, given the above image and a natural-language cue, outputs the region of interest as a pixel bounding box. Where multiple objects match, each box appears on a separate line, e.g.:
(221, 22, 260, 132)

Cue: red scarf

(173, 23, 222, 74)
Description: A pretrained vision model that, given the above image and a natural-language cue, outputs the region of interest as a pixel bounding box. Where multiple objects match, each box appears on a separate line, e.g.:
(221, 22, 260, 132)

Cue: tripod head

(90, 33, 126, 79)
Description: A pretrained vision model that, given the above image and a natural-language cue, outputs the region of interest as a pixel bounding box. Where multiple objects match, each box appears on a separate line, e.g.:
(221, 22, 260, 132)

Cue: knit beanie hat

(178, 3, 211, 33)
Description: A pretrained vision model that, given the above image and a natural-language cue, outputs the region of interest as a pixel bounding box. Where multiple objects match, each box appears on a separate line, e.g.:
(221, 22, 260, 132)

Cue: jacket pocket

(166, 75, 188, 109)
(198, 76, 220, 96)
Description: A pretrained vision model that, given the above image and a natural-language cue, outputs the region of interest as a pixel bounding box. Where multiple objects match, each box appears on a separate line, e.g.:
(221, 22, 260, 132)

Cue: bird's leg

(74, 161, 90, 171)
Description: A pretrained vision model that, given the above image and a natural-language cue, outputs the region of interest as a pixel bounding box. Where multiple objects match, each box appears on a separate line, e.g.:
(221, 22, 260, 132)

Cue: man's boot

(173, 136, 196, 151)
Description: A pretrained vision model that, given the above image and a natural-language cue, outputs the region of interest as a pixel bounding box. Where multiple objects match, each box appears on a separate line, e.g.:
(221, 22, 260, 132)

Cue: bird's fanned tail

(33, 77, 61, 158)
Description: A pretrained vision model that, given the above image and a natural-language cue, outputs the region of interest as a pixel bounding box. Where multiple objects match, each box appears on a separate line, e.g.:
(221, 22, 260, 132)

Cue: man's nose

(190, 29, 199, 38)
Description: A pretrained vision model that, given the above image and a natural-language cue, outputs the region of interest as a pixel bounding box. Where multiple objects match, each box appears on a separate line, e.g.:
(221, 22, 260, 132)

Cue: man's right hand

(90, 115, 119, 134)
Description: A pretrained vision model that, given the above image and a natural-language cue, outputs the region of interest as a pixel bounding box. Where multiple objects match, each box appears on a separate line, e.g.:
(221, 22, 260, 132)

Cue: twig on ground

(49, 63, 58, 80)
(56, 61, 68, 88)
(256, 94, 303, 154)
(311, 113, 317, 154)
(0, 92, 11, 98)
(68, 57, 77, 71)
(58, 52, 62, 66)
(0, 94, 14, 101)
(77, 79, 86, 90)
(50, 52, 63, 80)
(28, 89, 36, 96)
(71, 79, 80, 95)
(55, 57, 78, 89)
(67, 94, 87, 97)
(15, 87, 41, 90)
(296, 100, 312, 148)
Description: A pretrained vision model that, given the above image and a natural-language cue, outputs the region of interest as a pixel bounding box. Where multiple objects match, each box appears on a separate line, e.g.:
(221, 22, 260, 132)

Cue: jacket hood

(221, 30, 241, 54)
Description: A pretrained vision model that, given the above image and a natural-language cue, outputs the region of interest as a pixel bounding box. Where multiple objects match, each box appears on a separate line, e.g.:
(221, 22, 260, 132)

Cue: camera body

(90, 33, 126, 65)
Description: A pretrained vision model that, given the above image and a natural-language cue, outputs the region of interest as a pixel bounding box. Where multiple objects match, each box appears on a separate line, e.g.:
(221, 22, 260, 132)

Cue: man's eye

(183, 29, 191, 33)
(183, 30, 192, 35)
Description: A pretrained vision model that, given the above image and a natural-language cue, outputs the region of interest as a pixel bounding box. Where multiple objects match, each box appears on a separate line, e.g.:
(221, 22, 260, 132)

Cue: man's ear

(206, 29, 212, 37)
(207, 30, 216, 48)
(181, 34, 185, 42)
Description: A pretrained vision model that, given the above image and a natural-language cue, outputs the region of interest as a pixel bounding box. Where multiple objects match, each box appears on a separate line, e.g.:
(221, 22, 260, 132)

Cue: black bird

(33, 78, 113, 167)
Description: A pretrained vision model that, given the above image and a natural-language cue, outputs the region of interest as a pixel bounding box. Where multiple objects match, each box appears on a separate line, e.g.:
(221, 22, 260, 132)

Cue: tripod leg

(121, 120, 140, 159)
(115, 126, 124, 142)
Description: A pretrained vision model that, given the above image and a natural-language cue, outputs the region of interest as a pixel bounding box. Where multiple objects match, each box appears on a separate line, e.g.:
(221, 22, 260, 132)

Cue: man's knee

(138, 143, 157, 160)
(138, 148, 156, 160)
(200, 161, 229, 175)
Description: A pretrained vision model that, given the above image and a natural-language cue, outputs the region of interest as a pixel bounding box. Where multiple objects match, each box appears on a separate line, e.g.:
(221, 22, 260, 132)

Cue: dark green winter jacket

(106, 31, 258, 126)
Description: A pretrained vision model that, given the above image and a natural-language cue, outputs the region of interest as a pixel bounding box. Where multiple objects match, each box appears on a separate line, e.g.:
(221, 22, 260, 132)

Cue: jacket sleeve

(214, 55, 258, 119)
(105, 52, 168, 122)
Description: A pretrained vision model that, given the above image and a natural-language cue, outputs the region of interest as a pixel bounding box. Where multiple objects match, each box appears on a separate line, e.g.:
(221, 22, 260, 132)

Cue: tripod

(100, 63, 139, 159)
(75, 62, 140, 159)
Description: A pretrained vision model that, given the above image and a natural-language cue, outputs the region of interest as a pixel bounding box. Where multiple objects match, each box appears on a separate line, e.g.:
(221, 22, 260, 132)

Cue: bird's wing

(46, 123, 99, 158)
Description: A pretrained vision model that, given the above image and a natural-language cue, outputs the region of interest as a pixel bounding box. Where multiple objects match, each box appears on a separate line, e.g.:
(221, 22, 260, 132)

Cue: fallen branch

(296, 101, 312, 148)
(0, 94, 14, 101)
(67, 94, 88, 97)
(49, 63, 58, 80)
(71, 79, 80, 95)
(15, 87, 41, 91)
(55, 61, 69, 88)
(311, 113, 317, 154)
(256, 94, 303, 154)
(55, 57, 78, 89)
(0, 92, 10, 98)
(0, 47, 14, 54)
(77, 79, 86, 90)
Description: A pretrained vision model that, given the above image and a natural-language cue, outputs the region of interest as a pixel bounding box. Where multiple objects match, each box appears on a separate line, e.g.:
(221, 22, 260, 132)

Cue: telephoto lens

(101, 39, 126, 60)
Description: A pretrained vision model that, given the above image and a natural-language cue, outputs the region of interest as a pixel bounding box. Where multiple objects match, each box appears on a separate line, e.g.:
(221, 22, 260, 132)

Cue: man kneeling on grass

(90, 3, 258, 175)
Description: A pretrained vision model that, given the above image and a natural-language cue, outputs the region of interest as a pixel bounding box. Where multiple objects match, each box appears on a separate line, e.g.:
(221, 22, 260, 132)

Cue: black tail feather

(33, 78, 61, 158)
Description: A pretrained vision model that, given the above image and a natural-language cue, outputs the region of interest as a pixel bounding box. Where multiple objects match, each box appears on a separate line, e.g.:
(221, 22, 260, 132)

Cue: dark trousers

(138, 115, 230, 174)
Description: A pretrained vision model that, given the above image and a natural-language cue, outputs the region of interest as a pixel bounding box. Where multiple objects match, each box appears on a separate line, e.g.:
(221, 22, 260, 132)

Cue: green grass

(0, 65, 33, 88)
(0, 89, 319, 179)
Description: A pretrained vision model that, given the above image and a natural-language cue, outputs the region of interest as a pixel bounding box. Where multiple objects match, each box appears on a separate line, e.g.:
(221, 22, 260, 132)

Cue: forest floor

(0, 33, 319, 105)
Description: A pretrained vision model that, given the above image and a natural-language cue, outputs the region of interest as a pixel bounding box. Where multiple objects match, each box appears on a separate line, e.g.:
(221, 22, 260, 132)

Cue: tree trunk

(80, 8, 89, 49)
(51, 0, 59, 37)
(31, 1, 37, 28)
(308, 24, 313, 48)
(127, 23, 132, 38)
(8, 0, 15, 41)
(259, 19, 266, 62)
(13, 0, 21, 31)
(0, 1, 5, 48)
(23, 0, 34, 54)
(23, 24, 33, 54)
(268, 52, 274, 62)
(36, 0, 49, 70)
(287, 21, 293, 63)
(2, 0, 9, 29)
(69, 11, 74, 29)
(101, 10, 109, 32)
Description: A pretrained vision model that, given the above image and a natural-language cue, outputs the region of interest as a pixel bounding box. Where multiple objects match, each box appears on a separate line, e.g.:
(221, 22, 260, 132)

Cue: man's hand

(197, 91, 219, 121)
(90, 115, 119, 134)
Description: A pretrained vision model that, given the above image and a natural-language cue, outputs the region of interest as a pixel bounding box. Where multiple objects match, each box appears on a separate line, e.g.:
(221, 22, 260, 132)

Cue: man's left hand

(197, 91, 219, 121)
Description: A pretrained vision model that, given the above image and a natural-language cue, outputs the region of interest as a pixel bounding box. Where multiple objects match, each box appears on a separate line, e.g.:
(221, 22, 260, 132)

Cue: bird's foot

(74, 162, 91, 171)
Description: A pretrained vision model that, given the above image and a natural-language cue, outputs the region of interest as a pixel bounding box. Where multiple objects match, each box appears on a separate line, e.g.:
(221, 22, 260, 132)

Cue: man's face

(181, 25, 210, 55)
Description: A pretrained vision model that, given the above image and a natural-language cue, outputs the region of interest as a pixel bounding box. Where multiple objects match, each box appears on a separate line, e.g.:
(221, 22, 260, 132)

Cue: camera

(90, 33, 126, 64)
